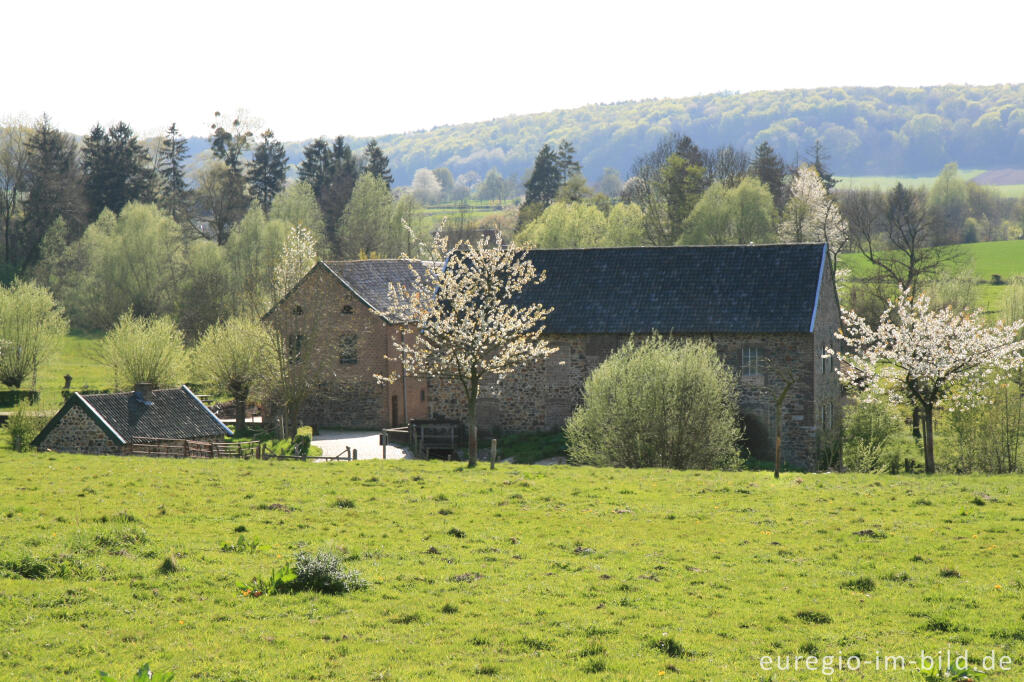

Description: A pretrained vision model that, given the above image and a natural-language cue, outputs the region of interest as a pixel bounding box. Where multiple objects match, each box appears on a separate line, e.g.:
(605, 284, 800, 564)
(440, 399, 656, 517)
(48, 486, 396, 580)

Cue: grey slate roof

(322, 260, 430, 314)
(33, 385, 232, 446)
(514, 244, 827, 334)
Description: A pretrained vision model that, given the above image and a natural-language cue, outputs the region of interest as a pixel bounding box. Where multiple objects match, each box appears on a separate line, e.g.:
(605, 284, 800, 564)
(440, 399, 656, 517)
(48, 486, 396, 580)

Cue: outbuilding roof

(33, 385, 232, 447)
(321, 259, 431, 316)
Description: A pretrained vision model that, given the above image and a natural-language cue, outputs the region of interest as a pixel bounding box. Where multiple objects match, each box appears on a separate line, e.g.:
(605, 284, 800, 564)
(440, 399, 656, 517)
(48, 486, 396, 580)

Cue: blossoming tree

(778, 165, 848, 279)
(830, 291, 1024, 474)
(378, 229, 556, 467)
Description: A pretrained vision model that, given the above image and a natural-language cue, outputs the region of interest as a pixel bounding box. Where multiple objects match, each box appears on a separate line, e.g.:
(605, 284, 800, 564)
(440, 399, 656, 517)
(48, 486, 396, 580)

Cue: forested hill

(241, 84, 1024, 186)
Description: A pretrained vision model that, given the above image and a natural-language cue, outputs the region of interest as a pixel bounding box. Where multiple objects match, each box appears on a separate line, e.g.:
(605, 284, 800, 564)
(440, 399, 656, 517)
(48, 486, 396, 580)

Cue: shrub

(291, 550, 367, 594)
(565, 335, 741, 469)
(6, 398, 52, 451)
(842, 400, 905, 472)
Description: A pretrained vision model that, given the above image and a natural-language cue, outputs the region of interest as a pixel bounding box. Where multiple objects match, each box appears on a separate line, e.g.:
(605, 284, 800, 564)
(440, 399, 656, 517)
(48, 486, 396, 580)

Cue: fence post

(490, 438, 497, 470)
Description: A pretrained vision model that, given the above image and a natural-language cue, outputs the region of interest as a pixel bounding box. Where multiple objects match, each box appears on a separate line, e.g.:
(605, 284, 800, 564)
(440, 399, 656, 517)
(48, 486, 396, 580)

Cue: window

(341, 305, 354, 314)
(741, 347, 761, 376)
(287, 334, 304, 364)
(420, 389, 426, 402)
(339, 334, 357, 364)
(292, 305, 303, 316)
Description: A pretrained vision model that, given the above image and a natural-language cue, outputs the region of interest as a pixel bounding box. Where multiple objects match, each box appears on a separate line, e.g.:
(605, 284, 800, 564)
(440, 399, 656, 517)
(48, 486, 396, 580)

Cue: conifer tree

(361, 139, 393, 189)
(556, 139, 581, 184)
(750, 141, 788, 213)
(248, 129, 288, 212)
(156, 123, 191, 225)
(81, 121, 155, 220)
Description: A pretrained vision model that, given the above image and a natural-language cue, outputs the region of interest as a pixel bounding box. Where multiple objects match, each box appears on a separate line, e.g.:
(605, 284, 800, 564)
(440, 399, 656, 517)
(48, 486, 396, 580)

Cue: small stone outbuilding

(33, 384, 233, 455)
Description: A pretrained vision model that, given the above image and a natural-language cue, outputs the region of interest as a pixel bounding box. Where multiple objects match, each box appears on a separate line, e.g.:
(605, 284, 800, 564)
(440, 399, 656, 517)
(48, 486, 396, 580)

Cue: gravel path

(311, 430, 410, 461)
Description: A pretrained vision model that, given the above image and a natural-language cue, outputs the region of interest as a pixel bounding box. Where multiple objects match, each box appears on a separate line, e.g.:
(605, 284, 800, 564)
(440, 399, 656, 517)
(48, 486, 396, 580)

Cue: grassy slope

(839, 239, 1024, 316)
(838, 169, 1024, 197)
(1, 453, 1022, 679)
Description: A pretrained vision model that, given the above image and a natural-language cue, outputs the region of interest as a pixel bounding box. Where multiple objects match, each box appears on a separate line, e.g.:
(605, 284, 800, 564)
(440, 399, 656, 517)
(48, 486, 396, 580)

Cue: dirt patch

(972, 169, 1024, 186)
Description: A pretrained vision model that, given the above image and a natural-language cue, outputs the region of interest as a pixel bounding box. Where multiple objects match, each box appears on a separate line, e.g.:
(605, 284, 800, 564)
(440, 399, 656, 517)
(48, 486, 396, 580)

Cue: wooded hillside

(255, 84, 1024, 185)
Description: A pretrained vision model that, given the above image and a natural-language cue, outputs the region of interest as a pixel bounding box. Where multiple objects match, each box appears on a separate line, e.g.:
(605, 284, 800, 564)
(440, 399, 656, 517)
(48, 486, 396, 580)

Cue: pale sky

(5, 0, 1023, 141)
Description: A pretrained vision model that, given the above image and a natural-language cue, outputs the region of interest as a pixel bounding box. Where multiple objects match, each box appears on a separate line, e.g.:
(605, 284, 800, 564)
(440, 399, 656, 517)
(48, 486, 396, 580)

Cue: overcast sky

(5, 0, 1023, 141)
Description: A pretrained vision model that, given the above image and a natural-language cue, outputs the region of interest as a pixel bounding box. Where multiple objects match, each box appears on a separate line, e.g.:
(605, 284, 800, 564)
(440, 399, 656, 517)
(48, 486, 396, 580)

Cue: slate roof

(514, 243, 827, 334)
(315, 244, 827, 334)
(33, 385, 232, 447)
(322, 260, 430, 315)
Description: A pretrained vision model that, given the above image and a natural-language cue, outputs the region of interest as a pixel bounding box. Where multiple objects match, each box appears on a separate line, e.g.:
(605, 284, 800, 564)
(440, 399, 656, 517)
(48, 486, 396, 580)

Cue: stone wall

(265, 265, 428, 429)
(812, 266, 843, 464)
(37, 404, 120, 455)
(429, 330, 830, 469)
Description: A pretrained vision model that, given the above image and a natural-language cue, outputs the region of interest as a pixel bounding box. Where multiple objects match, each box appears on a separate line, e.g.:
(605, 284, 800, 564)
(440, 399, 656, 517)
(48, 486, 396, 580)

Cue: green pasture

(839, 239, 1024, 317)
(1, 453, 1023, 680)
(838, 170, 1024, 198)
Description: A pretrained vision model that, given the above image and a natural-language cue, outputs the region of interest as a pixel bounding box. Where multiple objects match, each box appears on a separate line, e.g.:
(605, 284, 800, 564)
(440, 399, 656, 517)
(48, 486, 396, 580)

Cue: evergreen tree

(248, 129, 288, 212)
(298, 137, 333, 198)
(524, 143, 561, 206)
(18, 115, 86, 266)
(81, 121, 155, 220)
(750, 141, 788, 213)
(811, 140, 837, 192)
(361, 138, 393, 189)
(556, 139, 581, 184)
(156, 123, 191, 225)
(300, 136, 357, 251)
(209, 112, 252, 173)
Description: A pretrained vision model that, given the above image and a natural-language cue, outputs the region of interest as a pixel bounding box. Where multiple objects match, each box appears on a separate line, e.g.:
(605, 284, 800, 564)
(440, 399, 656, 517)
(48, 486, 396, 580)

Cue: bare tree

(852, 183, 962, 302)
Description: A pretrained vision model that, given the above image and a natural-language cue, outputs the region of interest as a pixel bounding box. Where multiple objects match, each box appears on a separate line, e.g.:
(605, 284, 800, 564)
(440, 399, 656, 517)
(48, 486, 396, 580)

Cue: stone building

(33, 384, 233, 455)
(268, 244, 840, 468)
(264, 260, 431, 429)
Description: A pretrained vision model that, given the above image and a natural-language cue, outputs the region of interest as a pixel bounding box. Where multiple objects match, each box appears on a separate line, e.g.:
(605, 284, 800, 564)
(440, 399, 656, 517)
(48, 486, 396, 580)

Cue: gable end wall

(37, 404, 120, 455)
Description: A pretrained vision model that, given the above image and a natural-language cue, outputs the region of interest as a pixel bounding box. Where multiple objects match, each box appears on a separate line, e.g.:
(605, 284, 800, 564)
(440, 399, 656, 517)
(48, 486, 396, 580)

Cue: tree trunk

(774, 401, 782, 480)
(922, 404, 935, 475)
(466, 398, 478, 468)
(234, 393, 247, 435)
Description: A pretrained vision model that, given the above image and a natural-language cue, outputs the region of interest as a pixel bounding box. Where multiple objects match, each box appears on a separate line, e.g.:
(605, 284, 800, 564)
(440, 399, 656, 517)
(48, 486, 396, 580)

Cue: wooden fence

(123, 438, 266, 459)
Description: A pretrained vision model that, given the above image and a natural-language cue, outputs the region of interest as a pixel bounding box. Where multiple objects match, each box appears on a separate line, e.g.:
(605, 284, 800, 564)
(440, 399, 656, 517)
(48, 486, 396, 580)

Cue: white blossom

(273, 223, 318, 302)
(779, 165, 848, 275)
(829, 290, 1024, 473)
(376, 224, 557, 466)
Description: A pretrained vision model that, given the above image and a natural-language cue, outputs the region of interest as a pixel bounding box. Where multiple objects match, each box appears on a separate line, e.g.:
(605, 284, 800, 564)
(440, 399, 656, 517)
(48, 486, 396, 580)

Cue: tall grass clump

(5, 398, 53, 451)
(565, 335, 741, 469)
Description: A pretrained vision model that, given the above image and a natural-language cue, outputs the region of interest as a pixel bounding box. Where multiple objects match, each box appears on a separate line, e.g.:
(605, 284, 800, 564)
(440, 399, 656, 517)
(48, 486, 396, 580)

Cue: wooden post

(490, 438, 497, 470)
(353, 449, 358, 461)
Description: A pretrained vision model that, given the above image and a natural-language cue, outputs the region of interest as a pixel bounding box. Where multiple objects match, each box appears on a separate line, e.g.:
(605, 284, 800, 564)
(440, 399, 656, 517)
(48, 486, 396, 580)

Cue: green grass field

(2, 453, 1023, 679)
(839, 239, 1024, 317)
(838, 169, 1024, 198)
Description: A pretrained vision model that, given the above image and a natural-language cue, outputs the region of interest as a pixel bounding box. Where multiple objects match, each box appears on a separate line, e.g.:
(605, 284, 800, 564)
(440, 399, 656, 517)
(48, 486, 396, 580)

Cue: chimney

(134, 383, 154, 404)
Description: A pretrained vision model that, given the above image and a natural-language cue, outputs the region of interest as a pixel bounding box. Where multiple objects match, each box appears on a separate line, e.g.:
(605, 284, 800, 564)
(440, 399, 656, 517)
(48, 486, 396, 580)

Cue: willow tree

(192, 316, 273, 433)
(378, 229, 556, 467)
(830, 291, 1024, 474)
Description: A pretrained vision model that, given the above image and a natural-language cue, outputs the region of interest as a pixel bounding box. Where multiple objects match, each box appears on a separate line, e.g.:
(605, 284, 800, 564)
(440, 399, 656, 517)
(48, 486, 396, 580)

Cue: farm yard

(2, 453, 1023, 680)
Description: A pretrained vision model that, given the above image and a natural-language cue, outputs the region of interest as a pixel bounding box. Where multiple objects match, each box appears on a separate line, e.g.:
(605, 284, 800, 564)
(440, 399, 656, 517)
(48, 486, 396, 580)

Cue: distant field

(2, 454, 1023, 679)
(840, 239, 1024, 316)
(838, 169, 1024, 198)
(415, 199, 512, 230)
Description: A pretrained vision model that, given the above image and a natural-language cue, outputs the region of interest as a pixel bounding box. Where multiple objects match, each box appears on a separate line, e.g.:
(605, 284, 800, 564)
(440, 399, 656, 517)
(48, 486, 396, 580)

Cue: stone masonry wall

(37, 404, 119, 455)
(428, 331, 826, 469)
(266, 265, 428, 429)
(812, 266, 843, 464)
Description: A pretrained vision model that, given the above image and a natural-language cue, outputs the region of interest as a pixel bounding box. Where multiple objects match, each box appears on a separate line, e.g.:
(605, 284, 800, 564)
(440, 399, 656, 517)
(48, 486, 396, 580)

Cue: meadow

(1, 453, 1022, 680)
(838, 169, 1024, 198)
(839, 238, 1024, 317)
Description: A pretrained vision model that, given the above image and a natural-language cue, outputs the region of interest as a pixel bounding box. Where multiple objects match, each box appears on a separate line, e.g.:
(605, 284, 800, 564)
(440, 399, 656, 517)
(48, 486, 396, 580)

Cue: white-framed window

(741, 347, 762, 376)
